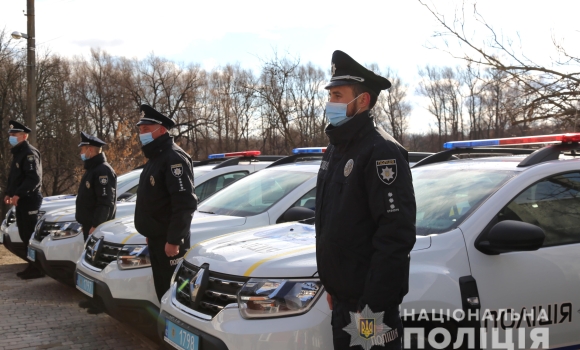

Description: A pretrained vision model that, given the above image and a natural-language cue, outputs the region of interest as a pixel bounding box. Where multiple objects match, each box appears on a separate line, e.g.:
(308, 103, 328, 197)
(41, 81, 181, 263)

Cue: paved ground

(0, 245, 160, 350)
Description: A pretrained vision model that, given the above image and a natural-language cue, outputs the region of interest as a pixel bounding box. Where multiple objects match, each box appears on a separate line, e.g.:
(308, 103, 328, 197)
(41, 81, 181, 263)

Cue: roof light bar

(443, 133, 580, 149)
(208, 150, 261, 159)
(292, 147, 327, 154)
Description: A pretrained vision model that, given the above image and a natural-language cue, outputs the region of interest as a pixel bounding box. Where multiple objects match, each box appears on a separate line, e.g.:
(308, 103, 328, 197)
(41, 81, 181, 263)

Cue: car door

(465, 171, 580, 349)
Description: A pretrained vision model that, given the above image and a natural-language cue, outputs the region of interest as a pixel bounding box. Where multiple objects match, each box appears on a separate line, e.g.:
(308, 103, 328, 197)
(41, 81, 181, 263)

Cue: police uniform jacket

(134, 133, 197, 245)
(315, 111, 416, 312)
(5, 141, 42, 197)
(75, 153, 117, 228)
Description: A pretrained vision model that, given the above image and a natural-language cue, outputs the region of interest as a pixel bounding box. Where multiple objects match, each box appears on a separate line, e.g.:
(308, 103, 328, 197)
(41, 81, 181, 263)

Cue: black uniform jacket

(315, 111, 416, 312)
(134, 134, 197, 245)
(75, 153, 117, 228)
(5, 141, 42, 197)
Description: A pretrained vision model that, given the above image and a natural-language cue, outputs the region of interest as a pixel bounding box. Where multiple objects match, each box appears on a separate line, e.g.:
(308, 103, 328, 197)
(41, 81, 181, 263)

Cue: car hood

(186, 224, 432, 278)
(40, 198, 77, 214)
(93, 212, 247, 246)
(41, 202, 136, 223)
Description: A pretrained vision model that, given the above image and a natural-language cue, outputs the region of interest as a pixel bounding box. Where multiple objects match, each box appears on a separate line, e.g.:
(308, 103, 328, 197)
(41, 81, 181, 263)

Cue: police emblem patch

(86, 181, 90, 189)
(150, 175, 155, 186)
(99, 175, 108, 185)
(344, 159, 354, 177)
(171, 164, 183, 178)
(27, 155, 34, 162)
(376, 159, 397, 185)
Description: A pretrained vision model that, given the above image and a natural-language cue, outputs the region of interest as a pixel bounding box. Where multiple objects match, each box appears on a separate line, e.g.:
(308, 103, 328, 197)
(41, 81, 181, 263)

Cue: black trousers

(15, 193, 42, 248)
(331, 298, 403, 350)
(79, 222, 91, 241)
(148, 235, 190, 301)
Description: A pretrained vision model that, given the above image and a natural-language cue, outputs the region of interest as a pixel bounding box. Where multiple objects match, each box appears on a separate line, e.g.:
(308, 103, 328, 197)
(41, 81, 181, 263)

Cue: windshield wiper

(198, 210, 215, 214)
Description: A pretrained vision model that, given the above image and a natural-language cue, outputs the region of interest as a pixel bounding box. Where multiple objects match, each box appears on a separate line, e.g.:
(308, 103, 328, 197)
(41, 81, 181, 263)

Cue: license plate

(27, 247, 36, 261)
(164, 319, 199, 350)
(76, 274, 94, 297)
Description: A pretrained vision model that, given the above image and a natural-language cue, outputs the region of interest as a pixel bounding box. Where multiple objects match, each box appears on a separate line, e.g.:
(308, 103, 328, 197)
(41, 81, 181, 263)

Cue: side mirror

(117, 193, 133, 202)
(477, 220, 545, 255)
(277, 207, 315, 224)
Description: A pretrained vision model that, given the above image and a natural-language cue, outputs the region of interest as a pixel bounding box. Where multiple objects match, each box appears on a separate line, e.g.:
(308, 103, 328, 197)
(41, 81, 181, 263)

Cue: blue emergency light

(443, 133, 580, 149)
(292, 147, 327, 154)
(207, 151, 261, 159)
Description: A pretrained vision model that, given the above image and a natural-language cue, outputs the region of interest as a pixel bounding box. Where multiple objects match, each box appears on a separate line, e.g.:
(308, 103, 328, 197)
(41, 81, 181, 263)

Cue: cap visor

(136, 119, 158, 126)
(324, 80, 358, 90)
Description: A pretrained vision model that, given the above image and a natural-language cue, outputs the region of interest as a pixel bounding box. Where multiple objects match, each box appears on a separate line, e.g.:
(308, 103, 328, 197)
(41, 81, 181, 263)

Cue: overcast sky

(3, 0, 580, 134)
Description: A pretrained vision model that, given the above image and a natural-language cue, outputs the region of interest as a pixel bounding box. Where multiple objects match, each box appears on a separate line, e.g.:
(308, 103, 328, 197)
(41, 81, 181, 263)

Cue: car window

(194, 171, 249, 202)
(413, 168, 516, 236)
(289, 187, 316, 210)
(116, 170, 141, 189)
(198, 170, 315, 216)
(498, 172, 580, 247)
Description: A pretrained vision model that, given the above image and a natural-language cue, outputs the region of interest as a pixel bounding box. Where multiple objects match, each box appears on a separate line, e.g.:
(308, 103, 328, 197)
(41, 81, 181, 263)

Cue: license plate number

(164, 320, 199, 350)
(76, 274, 94, 297)
(27, 247, 36, 261)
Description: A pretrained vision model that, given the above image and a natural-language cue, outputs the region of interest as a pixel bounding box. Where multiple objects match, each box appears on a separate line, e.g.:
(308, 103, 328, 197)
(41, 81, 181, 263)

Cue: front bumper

(158, 283, 332, 350)
(2, 233, 27, 261)
(75, 253, 159, 330)
(28, 234, 84, 286)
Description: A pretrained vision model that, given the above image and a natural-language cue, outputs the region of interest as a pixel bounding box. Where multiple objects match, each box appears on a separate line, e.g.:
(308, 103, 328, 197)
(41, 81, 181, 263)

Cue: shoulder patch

(376, 159, 397, 185)
(27, 155, 34, 162)
(99, 175, 108, 185)
(171, 163, 183, 178)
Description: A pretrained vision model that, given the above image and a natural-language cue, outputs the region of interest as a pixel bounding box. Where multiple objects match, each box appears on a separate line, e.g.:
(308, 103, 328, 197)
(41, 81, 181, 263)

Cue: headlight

(5, 208, 16, 226)
(117, 245, 151, 270)
(238, 278, 323, 319)
(50, 222, 82, 240)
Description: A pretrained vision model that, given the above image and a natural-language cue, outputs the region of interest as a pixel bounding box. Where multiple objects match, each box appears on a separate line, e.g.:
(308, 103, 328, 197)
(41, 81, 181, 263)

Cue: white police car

(158, 134, 580, 350)
(28, 151, 283, 286)
(0, 168, 143, 260)
(73, 149, 324, 334)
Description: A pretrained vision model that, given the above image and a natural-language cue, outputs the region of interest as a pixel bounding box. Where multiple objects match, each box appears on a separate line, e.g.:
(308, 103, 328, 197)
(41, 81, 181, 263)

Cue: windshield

(413, 167, 516, 235)
(197, 169, 315, 217)
(117, 170, 142, 189)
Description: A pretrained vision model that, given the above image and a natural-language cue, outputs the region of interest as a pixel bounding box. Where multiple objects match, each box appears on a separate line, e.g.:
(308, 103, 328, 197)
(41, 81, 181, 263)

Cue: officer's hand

(89, 227, 96, 235)
(3, 196, 9, 205)
(11, 195, 19, 206)
(165, 243, 179, 257)
(327, 293, 333, 310)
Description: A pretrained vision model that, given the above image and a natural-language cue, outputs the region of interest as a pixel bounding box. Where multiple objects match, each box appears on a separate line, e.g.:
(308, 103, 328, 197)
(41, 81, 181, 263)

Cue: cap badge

(150, 175, 155, 186)
(10, 124, 14, 129)
(331, 63, 336, 76)
(344, 159, 354, 177)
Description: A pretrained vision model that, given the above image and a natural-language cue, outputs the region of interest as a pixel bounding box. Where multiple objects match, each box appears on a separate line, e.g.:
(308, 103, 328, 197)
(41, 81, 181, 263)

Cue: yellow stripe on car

(121, 232, 139, 244)
(243, 245, 315, 277)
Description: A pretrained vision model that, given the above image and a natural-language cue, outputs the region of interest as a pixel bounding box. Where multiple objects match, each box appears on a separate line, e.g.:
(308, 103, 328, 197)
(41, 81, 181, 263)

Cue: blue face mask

(80, 153, 88, 161)
(139, 132, 154, 145)
(9, 136, 19, 146)
(325, 94, 363, 126)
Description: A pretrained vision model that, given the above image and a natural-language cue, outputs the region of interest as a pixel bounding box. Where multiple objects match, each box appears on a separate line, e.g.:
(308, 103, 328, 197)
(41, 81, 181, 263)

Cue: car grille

(175, 262, 248, 318)
(34, 221, 59, 242)
(83, 235, 122, 269)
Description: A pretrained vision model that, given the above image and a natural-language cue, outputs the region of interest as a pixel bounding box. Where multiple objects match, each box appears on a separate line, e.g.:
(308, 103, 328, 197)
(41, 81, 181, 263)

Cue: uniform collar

(10, 140, 30, 154)
(141, 133, 173, 159)
(84, 152, 106, 170)
(325, 110, 375, 146)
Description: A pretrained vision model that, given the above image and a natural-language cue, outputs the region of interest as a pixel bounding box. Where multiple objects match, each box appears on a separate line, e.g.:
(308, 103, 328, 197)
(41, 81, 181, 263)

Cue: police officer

(3, 120, 44, 279)
(134, 104, 197, 301)
(315, 51, 416, 350)
(75, 132, 117, 241)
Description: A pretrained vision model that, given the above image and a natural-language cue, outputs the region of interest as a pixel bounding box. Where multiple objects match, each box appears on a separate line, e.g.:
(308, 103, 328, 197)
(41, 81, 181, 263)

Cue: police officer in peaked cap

(3, 120, 44, 279)
(75, 132, 117, 241)
(75, 132, 117, 313)
(134, 104, 197, 301)
(315, 51, 416, 350)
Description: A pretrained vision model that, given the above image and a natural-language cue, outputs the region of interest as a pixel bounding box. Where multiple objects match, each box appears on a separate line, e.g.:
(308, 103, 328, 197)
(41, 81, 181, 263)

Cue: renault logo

(190, 267, 206, 303)
(89, 237, 103, 263)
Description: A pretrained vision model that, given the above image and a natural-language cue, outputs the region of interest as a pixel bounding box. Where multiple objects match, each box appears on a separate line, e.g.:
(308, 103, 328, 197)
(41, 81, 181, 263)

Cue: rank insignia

(171, 164, 183, 178)
(376, 159, 397, 185)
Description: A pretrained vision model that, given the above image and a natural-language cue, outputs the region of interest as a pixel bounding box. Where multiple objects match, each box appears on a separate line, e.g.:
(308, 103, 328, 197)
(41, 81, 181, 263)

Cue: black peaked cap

(136, 104, 175, 129)
(8, 120, 31, 133)
(78, 131, 106, 148)
(325, 50, 391, 95)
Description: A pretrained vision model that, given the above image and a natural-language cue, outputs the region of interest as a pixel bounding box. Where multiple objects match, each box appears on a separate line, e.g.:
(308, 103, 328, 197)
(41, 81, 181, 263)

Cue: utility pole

(26, 0, 36, 145)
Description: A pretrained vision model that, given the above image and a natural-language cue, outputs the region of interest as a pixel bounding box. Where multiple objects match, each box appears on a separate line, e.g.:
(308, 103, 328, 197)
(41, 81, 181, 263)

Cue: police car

(0, 168, 143, 260)
(28, 151, 282, 286)
(158, 134, 580, 350)
(73, 148, 325, 334)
